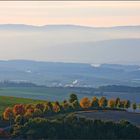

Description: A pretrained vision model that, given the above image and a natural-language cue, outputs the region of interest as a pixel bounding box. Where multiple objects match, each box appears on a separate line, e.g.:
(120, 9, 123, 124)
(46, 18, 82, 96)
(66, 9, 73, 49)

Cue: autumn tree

(80, 97, 91, 109)
(99, 97, 108, 108)
(25, 104, 34, 111)
(3, 107, 13, 121)
(13, 104, 25, 116)
(3, 107, 14, 127)
(91, 97, 99, 108)
(108, 99, 115, 108)
(24, 108, 34, 119)
(35, 103, 45, 112)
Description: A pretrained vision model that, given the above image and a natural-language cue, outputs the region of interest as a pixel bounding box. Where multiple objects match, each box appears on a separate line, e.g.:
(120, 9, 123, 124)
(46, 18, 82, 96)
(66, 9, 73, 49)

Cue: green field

(0, 96, 46, 115)
(0, 87, 140, 103)
(0, 87, 95, 101)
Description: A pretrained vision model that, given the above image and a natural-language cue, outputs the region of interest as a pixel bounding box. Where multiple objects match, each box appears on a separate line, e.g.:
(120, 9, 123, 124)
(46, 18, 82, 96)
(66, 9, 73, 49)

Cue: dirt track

(76, 110, 140, 126)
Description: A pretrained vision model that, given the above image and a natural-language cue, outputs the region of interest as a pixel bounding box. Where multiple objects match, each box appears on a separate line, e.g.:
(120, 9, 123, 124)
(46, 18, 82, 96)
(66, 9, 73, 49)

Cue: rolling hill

(0, 60, 140, 87)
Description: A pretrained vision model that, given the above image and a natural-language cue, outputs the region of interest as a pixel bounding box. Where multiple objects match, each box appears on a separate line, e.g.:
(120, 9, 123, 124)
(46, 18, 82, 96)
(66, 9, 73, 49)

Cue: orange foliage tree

(13, 104, 25, 116)
(80, 97, 91, 109)
(3, 107, 13, 121)
(24, 108, 34, 119)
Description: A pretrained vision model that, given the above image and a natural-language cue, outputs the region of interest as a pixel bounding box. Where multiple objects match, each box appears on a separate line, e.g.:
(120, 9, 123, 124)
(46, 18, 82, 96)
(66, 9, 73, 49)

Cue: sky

(0, 1, 139, 64)
(0, 1, 140, 27)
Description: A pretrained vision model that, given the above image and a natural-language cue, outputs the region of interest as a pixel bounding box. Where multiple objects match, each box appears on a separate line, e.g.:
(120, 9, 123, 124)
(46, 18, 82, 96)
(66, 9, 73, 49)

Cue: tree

(99, 97, 108, 108)
(91, 97, 99, 108)
(124, 100, 131, 109)
(132, 103, 137, 112)
(35, 103, 45, 112)
(108, 99, 115, 108)
(12, 115, 140, 139)
(24, 108, 34, 119)
(69, 93, 78, 103)
(71, 100, 80, 110)
(120, 101, 125, 108)
(3, 107, 13, 121)
(3, 107, 14, 127)
(13, 104, 25, 116)
(80, 97, 91, 109)
(46, 101, 53, 112)
(115, 97, 120, 107)
(53, 103, 60, 113)
(43, 105, 49, 114)
(117, 100, 121, 108)
(25, 104, 34, 111)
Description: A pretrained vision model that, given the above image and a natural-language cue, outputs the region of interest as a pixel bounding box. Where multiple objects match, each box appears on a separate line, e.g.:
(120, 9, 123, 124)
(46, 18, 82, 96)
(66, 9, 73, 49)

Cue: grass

(0, 96, 46, 115)
(0, 87, 96, 101)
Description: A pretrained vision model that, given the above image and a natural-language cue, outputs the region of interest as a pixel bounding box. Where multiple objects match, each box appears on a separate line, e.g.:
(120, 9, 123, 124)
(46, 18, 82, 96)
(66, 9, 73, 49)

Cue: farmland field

(0, 87, 140, 103)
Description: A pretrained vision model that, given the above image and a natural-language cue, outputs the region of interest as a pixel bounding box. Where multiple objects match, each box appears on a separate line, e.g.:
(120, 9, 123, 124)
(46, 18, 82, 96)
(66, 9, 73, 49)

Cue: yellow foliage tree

(108, 99, 115, 108)
(99, 97, 108, 108)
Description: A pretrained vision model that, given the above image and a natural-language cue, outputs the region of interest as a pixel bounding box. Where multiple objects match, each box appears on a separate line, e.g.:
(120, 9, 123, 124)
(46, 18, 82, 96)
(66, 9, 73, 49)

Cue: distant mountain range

(0, 24, 140, 30)
(0, 60, 140, 87)
(0, 24, 139, 64)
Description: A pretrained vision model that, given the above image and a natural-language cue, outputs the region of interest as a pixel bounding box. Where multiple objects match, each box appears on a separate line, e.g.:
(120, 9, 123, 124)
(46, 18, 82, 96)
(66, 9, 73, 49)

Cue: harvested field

(76, 110, 140, 127)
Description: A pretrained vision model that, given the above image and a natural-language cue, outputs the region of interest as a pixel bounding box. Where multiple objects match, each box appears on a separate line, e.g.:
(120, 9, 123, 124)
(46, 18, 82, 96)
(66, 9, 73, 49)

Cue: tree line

(2, 94, 137, 124)
(1, 94, 139, 139)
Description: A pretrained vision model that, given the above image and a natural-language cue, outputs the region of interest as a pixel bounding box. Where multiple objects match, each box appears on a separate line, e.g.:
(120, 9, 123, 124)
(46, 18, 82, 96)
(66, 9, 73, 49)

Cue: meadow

(0, 96, 45, 115)
(0, 87, 140, 103)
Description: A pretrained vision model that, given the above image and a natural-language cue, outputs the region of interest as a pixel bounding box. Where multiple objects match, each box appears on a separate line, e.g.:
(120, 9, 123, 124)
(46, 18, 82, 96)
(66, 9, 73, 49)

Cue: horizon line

(0, 23, 140, 28)
(0, 59, 139, 66)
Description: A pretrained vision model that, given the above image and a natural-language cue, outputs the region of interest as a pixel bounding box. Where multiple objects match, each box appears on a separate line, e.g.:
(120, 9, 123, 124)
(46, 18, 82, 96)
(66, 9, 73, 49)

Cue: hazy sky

(0, 1, 140, 64)
(0, 1, 140, 27)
